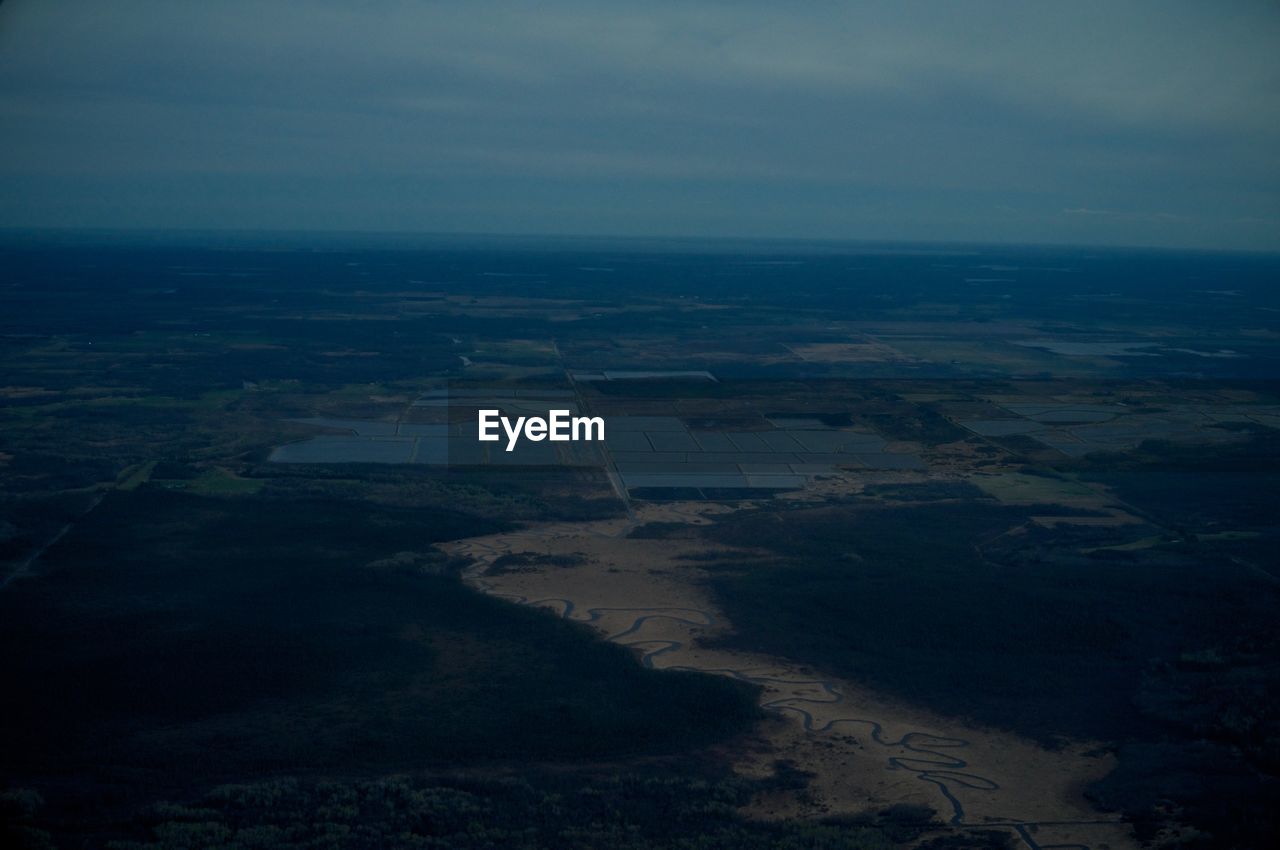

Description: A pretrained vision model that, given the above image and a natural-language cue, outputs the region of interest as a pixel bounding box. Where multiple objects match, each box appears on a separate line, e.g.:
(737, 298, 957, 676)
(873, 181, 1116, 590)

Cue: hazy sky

(2, 1, 1278, 249)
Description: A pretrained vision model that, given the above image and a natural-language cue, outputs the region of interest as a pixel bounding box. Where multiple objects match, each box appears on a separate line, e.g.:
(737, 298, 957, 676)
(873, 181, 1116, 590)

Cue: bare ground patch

(442, 504, 1136, 849)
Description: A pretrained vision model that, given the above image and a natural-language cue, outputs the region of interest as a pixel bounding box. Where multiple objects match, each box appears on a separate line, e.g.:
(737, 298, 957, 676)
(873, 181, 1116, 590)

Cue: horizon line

(1, 225, 1277, 258)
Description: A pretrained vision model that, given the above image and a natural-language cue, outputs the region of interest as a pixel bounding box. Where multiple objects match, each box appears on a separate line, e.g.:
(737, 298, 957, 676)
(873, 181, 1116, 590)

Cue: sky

(2, 1, 1278, 250)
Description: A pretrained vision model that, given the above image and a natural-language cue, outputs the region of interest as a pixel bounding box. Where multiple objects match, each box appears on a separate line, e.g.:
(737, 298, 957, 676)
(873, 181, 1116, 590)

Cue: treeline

(0, 489, 760, 833)
(698, 499, 1280, 847)
(1, 773, 975, 850)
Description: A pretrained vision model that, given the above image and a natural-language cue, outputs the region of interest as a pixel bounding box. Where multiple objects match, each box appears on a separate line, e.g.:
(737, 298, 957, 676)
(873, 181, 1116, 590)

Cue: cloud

(1064, 208, 1188, 222)
(0, 1, 1277, 249)
(1064, 208, 1121, 216)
